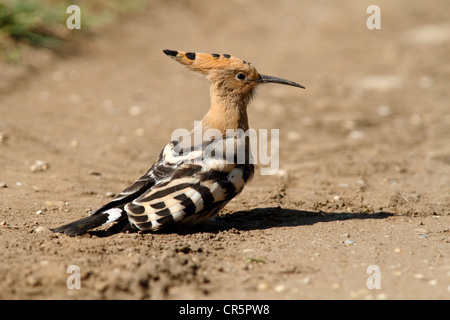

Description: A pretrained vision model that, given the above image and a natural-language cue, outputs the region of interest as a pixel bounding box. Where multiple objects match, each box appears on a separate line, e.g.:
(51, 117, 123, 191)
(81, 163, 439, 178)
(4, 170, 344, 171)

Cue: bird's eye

(236, 73, 246, 81)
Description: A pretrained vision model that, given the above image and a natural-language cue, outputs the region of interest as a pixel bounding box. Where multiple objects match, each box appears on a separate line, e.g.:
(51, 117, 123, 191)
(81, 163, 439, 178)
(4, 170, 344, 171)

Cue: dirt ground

(0, 0, 449, 300)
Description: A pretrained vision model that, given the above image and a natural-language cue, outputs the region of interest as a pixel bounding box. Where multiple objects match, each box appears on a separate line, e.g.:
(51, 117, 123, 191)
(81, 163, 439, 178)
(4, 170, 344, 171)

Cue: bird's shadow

(172, 207, 393, 235)
(92, 206, 393, 237)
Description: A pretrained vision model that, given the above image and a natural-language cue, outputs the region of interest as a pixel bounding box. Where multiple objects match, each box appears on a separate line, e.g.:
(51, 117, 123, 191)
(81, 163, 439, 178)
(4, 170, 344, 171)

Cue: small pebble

(129, 105, 144, 116)
(331, 283, 341, 290)
(30, 160, 49, 173)
(34, 226, 52, 234)
(301, 277, 311, 285)
(0, 221, 6, 226)
(356, 179, 366, 187)
(257, 282, 269, 290)
(344, 239, 356, 245)
(274, 285, 286, 292)
(26, 275, 40, 287)
(428, 279, 438, 286)
(277, 169, 288, 178)
(0, 182, 7, 188)
(348, 130, 365, 140)
(376, 105, 392, 117)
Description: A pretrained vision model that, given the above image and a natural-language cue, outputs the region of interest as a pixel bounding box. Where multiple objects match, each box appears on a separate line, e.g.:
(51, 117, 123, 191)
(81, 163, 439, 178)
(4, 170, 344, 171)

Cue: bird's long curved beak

(258, 74, 305, 89)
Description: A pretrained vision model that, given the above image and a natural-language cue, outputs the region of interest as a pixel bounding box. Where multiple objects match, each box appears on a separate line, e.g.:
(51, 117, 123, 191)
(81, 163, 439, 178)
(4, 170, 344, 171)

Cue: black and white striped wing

(125, 163, 253, 231)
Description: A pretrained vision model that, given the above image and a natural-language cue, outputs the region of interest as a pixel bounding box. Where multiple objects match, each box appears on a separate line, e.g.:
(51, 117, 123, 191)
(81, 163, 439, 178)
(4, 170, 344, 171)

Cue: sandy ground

(0, 0, 449, 300)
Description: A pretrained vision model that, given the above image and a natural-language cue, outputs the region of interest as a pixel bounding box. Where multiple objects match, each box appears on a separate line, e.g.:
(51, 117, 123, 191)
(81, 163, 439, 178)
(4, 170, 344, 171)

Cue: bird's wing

(125, 135, 254, 231)
(126, 163, 252, 231)
(90, 130, 254, 231)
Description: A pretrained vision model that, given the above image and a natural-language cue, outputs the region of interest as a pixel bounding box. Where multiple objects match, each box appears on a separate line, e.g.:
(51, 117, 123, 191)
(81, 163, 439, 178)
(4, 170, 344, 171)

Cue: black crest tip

(163, 49, 178, 57)
(185, 52, 196, 60)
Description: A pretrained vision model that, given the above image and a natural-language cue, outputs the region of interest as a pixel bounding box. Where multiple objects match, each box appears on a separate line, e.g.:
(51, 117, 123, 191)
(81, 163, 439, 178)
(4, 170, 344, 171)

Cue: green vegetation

(0, 0, 148, 53)
(0, 0, 70, 48)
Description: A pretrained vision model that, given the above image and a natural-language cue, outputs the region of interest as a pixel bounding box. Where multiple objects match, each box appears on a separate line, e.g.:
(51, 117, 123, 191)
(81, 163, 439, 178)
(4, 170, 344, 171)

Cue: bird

(51, 49, 304, 236)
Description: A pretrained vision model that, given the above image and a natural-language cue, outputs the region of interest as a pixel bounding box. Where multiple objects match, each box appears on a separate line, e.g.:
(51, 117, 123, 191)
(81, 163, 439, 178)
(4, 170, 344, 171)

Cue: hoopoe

(52, 50, 304, 236)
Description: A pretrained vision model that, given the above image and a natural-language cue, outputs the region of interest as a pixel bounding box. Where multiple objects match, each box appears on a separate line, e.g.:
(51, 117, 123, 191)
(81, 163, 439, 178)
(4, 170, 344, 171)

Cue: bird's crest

(163, 49, 255, 75)
(163, 49, 305, 90)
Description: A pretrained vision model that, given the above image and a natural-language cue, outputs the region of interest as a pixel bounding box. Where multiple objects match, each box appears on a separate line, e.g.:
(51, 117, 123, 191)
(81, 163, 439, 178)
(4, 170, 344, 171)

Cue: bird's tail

(51, 208, 127, 236)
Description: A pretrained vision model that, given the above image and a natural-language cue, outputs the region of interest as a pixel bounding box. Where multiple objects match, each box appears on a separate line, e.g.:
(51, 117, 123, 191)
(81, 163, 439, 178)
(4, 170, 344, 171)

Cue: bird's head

(163, 49, 304, 97)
